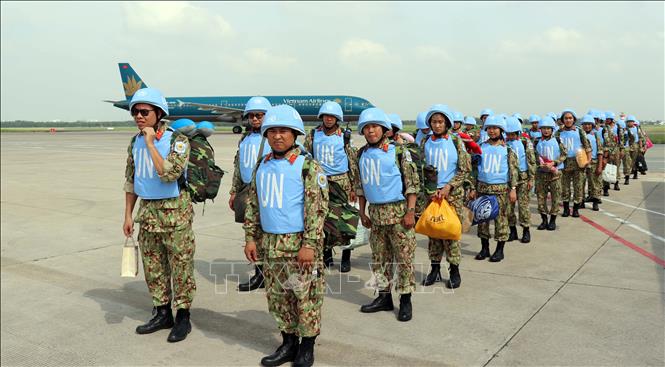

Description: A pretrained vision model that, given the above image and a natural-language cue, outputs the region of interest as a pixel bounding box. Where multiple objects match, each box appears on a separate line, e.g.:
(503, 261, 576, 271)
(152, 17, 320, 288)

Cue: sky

(1, 1, 664, 122)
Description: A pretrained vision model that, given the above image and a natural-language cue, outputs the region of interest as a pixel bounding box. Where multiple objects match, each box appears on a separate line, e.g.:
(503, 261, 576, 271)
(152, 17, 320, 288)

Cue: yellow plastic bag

(575, 148, 589, 168)
(415, 199, 462, 240)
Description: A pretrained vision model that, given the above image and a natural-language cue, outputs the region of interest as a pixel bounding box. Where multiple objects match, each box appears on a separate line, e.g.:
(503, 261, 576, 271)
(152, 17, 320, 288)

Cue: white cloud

(497, 27, 583, 56)
(414, 45, 454, 62)
(123, 2, 233, 37)
(228, 48, 297, 74)
(338, 39, 388, 67)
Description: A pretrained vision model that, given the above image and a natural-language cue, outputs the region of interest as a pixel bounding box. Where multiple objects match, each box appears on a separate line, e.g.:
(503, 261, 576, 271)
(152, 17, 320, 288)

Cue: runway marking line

(602, 198, 665, 217)
(579, 214, 665, 268)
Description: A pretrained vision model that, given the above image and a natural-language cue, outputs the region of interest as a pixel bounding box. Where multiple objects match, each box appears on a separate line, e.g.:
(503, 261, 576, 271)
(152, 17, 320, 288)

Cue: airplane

(106, 63, 375, 133)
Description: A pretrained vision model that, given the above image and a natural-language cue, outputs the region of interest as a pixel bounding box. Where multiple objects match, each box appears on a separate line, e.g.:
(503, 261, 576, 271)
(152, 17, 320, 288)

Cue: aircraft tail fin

(118, 63, 148, 101)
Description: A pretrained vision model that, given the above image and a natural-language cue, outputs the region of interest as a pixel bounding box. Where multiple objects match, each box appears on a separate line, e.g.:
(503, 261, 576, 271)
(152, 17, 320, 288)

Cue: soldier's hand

(297, 247, 315, 268)
(244, 241, 258, 263)
(349, 191, 357, 204)
(123, 217, 134, 237)
(402, 211, 415, 229)
(509, 189, 517, 204)
(142, 127, 156, 145)
(441, 184, 452, 200)
(229, 193, 236, 211)
(360, 214, 372, 228)
(595, 166, 603, 176)
(468, 190, 477, 200)
(527, 181, 533, 191)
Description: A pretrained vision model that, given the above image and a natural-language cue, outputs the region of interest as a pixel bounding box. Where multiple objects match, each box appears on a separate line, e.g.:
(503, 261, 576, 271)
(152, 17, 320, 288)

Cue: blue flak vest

(537, 138, 564, 170)
(478, 143, 509, 184)
(313, 130, 349, 176)
(424, 136, 458, 188)
(508, 139, 528, 172)
(594, 128, 605, 146)
(629, 127, 639, 143)
(529, 130, 542, 140)
(479, 129, 489, 144)
(559, 127, 582, 158)
(359, 144, 405, 204)
(415, 130, 431, 146)
(133, 130, 181, 200)
(256, 155, 305, 234)
(239, 133, 271, 184)
(586, 132, 598, 159)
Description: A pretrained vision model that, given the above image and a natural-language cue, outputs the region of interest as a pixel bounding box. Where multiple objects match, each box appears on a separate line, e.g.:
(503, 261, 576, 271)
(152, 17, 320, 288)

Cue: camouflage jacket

(124, 123, 193, 232)
(229, 130, 265, 195)
(555, 126, 592, 154)
(534, 136, 568, 182)
(419, 133, 471, 195)
(303, 125, 360, 189)
(355, 138, 420, 225)
(511, 137, 537, 183)
(472, 141, 519, 195)
(243, 147, 329, 252)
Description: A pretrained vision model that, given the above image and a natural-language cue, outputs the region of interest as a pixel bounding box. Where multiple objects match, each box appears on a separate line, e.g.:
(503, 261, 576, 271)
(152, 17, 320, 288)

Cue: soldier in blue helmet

(243, 105, 328, 367)
(533, 116, 567, 231)
(122, 88, 196, 342)
(505, 117, 537, 243)
(230, 96, 273, 292)
(303, 101, 360, 273)
(579, 115, 604, 211)
(527, 115, 542, 141)
(555, 109, 592, 218)
(414, 111, 431, 146)
(355, 107, 420, 322)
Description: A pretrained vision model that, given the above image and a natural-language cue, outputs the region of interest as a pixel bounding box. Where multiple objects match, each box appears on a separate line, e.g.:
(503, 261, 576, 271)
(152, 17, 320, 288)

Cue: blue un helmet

(560, 108, 577, 121)
(196, 121, 215, 137)
(469, 195, 500, 225)
(426, 104, 454, 128)
(261, 104, 305, 137)
(483, 115, 507, 131)
(358, 107, 390, 135)
(480, 108, 494, 118)
(581, 114, 595, 125)
(598, 112, 606, 121)
(464, 116, 477, 126)
(318, 101, 344, 122)
(605, 111, 616, 120)
(625, 115, 637, 122)
(512, 113, 524, 123)
(171, 119, 196, 136)
(539, 116, 556, 129)
(387, 113, 403, 132)
(129, 88, 169, 117)
(453, 111, 465, 123)
(243, 96, 272, 117)
(529, 114, 541, 124)
(617, 119, 626, 129)
(416, 111, 428, 130)
(505, 117, 522, 134)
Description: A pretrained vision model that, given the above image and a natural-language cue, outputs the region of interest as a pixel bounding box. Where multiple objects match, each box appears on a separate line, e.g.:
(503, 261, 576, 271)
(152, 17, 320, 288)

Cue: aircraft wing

(176, 100, 244, 116)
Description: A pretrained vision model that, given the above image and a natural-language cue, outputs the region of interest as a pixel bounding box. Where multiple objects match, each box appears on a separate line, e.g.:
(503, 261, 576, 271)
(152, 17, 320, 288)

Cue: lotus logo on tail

(123, 76, 143, 97)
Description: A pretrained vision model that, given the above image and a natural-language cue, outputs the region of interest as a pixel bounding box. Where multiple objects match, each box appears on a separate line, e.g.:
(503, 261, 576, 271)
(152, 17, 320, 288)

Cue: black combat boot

(537, 214, 549, 230)
(521, 226, 531, 243)
(475, 239, 491, 260)
(360, 291, 394, 313)
(592, 201, 599, 211)
(584, 195, 593, 203)
(633, 171, 638, 179)
(572, 203, 580, 218)
(603, 182, 610, 196)
(624, 175, 630, 185)
(579, 201, 586, 209)
(167, 308, 191, 343)
(340, 249, 351, 273)
(562, 202, 570, 217)
(260, 332, 299, 366)
(397, 293, 412, 322)
(613, 181, 620, 191)
(547, 215, 557, 231)
(293, 336, 316, 367)
(508, 226, 518, 242)
(422, 261, 442, 286)
(238, 264, 265, 291)
(489, 241, 505, 262)
(323, 248, 333, 269)
(446, 264, 461, 289)
(136, 303, 174, 334)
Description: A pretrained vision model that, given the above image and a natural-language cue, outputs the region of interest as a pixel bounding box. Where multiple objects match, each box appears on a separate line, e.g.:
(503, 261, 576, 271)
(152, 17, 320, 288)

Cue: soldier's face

(562, 113, 575, 127)
(487, 126, 501, 139)
(627, 121, 635, 128)
(541, 127, 553, 137)
(362, 123, 384, 144)
(507, 132, 519, 140)
(322, 115, 337, 129)
(429, 114, 447, 135)
(481, 115, 488, 123)
(531, 122, 538, 129)
(582, 124, 593, 133)
(247, 111, 265, 130)
(266, 127, 296, 153)
(453, 122, 461, 131)
(132, 103, 158, 130)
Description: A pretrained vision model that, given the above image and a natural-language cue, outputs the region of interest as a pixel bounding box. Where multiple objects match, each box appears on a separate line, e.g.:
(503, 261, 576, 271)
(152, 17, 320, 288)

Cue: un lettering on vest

(258, 171, 285, 209)
(256, 158, 305, 234)
(360, 157, 381, 186)
(427, 147, 449, 172)
(315, 144, 335, 167)
(134, 147, 155, 179)
(360, 148, 404, 204)
(479, 146, 508, 184)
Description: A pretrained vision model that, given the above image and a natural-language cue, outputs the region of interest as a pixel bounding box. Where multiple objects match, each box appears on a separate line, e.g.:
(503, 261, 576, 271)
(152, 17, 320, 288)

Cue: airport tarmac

(1, 131, 663, 366)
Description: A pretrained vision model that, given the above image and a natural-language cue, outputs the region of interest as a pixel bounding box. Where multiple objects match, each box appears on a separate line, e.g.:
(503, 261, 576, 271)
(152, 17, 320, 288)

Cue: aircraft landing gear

(232, 126, 242, 134)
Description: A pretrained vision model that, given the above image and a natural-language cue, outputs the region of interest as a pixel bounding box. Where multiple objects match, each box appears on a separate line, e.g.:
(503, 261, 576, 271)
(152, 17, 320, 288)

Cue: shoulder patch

(174, 140, 188, 155)
(316, 172, 328, 189)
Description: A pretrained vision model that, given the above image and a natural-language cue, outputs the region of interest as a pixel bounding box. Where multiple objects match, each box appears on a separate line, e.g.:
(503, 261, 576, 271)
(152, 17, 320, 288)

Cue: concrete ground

(1, 131, 663, 366)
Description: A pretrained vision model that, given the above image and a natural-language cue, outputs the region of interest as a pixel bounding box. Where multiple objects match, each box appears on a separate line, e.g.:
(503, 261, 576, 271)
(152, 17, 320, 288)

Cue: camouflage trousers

(625, 147, 638, 175)
(562, 159, 585, 204)
(508, 172, 531, 227)
(138, 227, 196, 309)
(370, 222, 416, 294)
(583, 160, 602, 199)
(324, 176, 355, 250)
(427, 186, 465, 265)
(264, 257, 325, 337)
(615, 151, 624, 179)
(477, 191, 510, 242)
(536, 173, 562, 215)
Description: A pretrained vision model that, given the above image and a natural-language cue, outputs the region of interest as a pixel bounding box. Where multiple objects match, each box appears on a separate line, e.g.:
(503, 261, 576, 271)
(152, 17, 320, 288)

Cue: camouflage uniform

(356, 139, 420, 294)
(625, 127, 641, 176)
(124, 124, 196, 310)
(303, 127, 360, 250)
(582, 131, 604, 200)
(614, 125, 626, 178)
(419, 134, 471, 265)
(474, 142, 519, 241)
(556, 127, 592, 205)
(534, 138, 568, 215)
(508, 137, 537, 227)
(243, 147, 328, 337)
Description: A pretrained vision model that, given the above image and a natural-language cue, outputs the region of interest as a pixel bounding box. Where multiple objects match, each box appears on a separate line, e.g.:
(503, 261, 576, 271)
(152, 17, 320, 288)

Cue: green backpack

(178, 133, 225, 203)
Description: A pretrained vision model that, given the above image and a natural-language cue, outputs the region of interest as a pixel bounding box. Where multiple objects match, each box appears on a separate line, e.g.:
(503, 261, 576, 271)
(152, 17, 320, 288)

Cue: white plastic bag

(602, 163, 617, 183)
(341, 203, 370, 250)
(121, 237, 139, 278)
